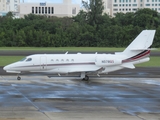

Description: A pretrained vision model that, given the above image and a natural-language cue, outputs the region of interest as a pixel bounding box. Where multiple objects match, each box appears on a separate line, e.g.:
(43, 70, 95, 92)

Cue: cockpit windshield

(19, 57, 32, 62)
(26, 58, 32, 62)
(19, 57, 27, 62)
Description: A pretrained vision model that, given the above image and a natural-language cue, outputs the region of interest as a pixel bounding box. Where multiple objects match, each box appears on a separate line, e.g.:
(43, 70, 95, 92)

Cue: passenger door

(40, 56, 47, 70)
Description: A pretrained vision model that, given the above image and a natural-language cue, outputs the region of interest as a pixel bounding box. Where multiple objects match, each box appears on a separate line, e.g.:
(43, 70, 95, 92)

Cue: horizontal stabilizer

(121, 63, 135, 69)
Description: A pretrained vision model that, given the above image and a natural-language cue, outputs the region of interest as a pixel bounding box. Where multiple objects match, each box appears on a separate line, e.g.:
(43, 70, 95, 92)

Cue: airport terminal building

(19, 0, 80, 18)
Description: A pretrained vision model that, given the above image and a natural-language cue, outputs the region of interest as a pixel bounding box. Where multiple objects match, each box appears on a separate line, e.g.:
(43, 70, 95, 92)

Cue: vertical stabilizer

(122, 30, 156, 58)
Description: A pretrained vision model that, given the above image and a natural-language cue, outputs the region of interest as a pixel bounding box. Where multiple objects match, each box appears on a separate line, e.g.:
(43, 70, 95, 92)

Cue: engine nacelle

(95, 55, 122, 67)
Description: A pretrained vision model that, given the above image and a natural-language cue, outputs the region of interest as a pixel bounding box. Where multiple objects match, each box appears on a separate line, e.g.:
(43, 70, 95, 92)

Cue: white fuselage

(3, 53, 129, 74)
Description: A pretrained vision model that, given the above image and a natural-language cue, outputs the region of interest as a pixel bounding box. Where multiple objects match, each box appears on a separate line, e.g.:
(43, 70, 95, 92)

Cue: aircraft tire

(84, 75, 89, 81)
(17, 76, 21, 80)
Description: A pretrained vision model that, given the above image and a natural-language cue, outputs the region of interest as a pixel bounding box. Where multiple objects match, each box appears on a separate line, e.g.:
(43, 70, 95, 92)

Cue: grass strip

(135, 57, 160, 67)
(0, 56, 25, 66)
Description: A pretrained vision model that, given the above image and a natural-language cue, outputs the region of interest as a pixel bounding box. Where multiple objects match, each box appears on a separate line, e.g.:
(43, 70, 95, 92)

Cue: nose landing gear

(17, 74, 21, 80)
(17, 76, 21, 80)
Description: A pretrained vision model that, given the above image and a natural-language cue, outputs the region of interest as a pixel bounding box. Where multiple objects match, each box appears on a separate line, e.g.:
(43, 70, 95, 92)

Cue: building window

(133, 4, 137, 6)
(51, 7, 54, 14)
(42, 7, 44, 14)
(39, 7, 41, 14)
(48, 7, 50, 14)
(113, 4, 118, 6)
(72, 7, 76, 14)
(36, 7, 37, 14)
(45, 7, 47, 14)
(32, 7, 34, 13)
(146, 4, 150, 6)
(133, 8, 137, 11)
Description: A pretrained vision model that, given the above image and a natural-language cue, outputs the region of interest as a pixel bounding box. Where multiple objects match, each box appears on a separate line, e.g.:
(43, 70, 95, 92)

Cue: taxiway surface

(0, 76, 160, 120)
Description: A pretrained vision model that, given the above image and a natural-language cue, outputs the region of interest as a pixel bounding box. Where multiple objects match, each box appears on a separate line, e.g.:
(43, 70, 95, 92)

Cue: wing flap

(68, 67, 101, 73)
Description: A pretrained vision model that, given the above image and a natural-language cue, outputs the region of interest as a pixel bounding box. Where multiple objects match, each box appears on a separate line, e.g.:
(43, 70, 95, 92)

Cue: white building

(0, 0, 6, 12)
(0, 0, 20, 17)
(104, 0, 160, 17)
(19, 0, 80, 18)
(7, 0, 20, 12)
(0, 0, 19, 12)
(103, 0, 111, 15)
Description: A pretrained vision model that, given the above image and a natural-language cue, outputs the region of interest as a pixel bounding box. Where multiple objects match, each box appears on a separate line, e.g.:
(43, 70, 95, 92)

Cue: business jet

(3, 30, 156, 80)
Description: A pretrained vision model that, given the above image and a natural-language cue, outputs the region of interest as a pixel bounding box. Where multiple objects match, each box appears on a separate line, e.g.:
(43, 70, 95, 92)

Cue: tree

(133, 8, 160, 28)
(82, 0, 104, 27)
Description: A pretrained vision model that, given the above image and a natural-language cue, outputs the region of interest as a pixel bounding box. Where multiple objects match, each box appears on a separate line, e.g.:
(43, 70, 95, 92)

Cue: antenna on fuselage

(65, 51, 68, 54)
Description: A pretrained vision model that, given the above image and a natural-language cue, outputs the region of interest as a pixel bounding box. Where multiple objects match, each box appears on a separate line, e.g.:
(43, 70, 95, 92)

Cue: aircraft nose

(3, 65, 10, 71)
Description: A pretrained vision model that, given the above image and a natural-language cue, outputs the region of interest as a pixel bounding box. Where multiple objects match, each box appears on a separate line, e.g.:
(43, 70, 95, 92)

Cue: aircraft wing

(68, 66, 101, 73)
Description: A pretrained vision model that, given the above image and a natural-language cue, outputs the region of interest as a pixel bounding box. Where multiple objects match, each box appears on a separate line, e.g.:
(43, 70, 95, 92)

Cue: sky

(20, 0, 82, 4)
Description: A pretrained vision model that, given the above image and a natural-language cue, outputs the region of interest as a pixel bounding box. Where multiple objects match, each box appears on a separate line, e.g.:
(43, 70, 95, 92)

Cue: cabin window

(26, 58, 32, 62)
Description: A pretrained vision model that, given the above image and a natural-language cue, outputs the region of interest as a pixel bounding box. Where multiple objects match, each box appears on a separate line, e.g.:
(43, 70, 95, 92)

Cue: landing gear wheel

(17, 76, 21, 80)
(85, 75, 89, 81)
(82, 75, 89, 81)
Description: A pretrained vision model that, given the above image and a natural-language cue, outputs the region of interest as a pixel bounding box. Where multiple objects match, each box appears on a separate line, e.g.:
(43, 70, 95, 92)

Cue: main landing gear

(81, 72, 89, 81)
(82, 75, 89, 81)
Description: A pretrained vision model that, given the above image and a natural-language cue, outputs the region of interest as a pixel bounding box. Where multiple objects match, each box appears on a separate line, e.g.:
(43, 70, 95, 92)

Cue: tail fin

(122, 30, 156, 57)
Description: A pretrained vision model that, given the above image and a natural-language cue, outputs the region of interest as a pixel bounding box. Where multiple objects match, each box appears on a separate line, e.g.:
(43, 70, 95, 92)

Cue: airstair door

(40, 56, 47, 70)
